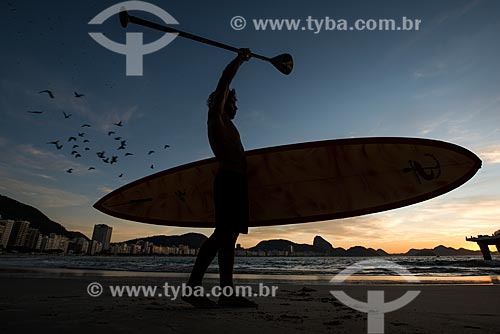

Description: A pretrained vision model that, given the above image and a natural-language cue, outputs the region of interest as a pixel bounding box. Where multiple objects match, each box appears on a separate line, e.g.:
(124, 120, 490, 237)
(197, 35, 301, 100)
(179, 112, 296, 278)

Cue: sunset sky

(1, 0, 499, 253)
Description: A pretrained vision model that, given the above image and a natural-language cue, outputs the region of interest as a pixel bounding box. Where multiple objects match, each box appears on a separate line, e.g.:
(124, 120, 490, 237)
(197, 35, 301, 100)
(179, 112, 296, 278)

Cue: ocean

(1, 255, 499, 281)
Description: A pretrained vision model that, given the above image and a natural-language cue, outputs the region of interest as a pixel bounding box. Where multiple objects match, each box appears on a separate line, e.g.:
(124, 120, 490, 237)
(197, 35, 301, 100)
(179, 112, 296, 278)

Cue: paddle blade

(119, 7, 129, 28)
(270, 53, 293, 75)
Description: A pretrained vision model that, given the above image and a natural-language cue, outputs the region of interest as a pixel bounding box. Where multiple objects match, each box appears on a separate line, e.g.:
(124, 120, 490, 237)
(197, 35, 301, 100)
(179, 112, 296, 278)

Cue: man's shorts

(213, 170, 249, 234)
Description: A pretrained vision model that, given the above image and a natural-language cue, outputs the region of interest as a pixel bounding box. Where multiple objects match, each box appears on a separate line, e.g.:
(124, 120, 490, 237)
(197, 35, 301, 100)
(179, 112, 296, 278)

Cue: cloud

(396, 0, 484, 54)
(98, 186, 114, 194)
(0, 175, 89, 208)
(24, 171, 57, 181)
(34, 83, 143, 132)
(416, 112, 454, 136)
(473, 94, 500, 115)
(413, 62, 447, 79)
(237, 191, 500, 253)
(34, 89, 142, 132)
(434, 0, 483, 25)
(237, 109, 279, 130)
(6, 144, 89, 175)
(0, 76, 142, 135)
(91, 105, 140, 131)
(477, 145, 500, 164)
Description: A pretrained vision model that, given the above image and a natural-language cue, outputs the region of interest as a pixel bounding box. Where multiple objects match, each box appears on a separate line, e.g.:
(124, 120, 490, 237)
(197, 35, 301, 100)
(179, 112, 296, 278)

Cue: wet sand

(1, 267, 499, 333)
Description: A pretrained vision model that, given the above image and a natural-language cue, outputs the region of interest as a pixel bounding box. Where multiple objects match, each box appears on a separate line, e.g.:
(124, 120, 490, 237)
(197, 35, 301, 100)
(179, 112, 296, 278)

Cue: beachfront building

(24, 228, 40, 250)
(73, 237, 90, 254)
(110, 243, 130, 254)
(88, 240, 103, 255)
(163, 246, 178, 255)
(0, 219, 15, 249)
(7, 220, 30, 248)
(0, 218, 83, 253)
(106, 242, 198, 256)
(152, 245, 162, 254)
(92, 224, 113, 251)
(43, 233, 70, 253)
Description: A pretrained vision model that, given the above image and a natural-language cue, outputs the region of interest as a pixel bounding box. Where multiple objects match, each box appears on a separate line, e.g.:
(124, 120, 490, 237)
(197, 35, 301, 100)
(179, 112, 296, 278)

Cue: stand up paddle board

(93, 137, 481, 227)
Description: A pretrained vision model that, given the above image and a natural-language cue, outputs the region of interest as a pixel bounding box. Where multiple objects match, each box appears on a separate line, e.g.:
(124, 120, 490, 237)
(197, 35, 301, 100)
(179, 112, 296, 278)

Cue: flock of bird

(31, 89, 171, 178)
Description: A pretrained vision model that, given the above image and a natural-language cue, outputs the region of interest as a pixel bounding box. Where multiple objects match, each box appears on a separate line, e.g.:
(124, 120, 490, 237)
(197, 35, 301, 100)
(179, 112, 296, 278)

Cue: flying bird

(27, 110, 43, 114)
(72, 144, 79, 149)
(118, 173, 123, 178)
(47, 141, 63, 150)
(62, 111, 71, 119)
(150, 164, 155, 169)
(114, 121, 123, 127)
(114, 137, 122, 140)
(117, 141, 126, 150)
(110, 156, 118, 164)
(88, 167, 95, 171)
(85, 147, 90, 151)
(66, 168, 73, 173)
(124, 153, 133, 156)
(108, 131, 115, 136)
(75, 153, 82, 158)
(68, 136, 77, 142)
(74, 91, 85, 98)
(81, 124, 91, 128)
(71, 151, 78, 155)
(96, 151, 106, 158)
(164, 144, 170, 149)
(38, 90, 54, 99)
(148, 150, 155, 155)
(102, 158, 110, 164)
(83, 139, 90, 143)
(78, 132, 85, 137)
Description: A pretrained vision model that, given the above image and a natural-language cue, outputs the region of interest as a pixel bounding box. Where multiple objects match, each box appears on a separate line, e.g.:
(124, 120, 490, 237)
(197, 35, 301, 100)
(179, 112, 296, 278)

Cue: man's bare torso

(207, 110, 246, 173)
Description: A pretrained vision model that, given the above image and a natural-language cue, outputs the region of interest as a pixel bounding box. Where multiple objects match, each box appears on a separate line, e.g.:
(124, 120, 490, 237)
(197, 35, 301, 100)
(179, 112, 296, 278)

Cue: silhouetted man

(183, 49, 257, 308)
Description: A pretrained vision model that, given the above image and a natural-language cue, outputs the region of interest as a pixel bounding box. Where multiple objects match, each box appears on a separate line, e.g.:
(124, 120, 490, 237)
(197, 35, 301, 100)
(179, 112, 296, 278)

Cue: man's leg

(217, 229, 258, 308)
(218, 230, 239, 287)
(186, 230, 220, 287)
(183, 230, 226, 308)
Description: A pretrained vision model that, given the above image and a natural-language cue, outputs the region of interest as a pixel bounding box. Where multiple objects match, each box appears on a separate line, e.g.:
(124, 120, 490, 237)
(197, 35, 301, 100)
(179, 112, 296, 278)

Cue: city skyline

(1, 217, 491, 257)
(1, 1, 500, 253)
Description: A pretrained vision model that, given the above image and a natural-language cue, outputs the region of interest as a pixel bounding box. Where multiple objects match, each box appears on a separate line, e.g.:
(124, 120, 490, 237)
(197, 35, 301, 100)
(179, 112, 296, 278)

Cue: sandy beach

(1, 267, 499, 333)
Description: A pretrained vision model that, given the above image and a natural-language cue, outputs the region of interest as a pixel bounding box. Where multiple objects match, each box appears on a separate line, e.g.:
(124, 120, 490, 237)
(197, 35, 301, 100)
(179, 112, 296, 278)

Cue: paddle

(119, 8, 294, 75)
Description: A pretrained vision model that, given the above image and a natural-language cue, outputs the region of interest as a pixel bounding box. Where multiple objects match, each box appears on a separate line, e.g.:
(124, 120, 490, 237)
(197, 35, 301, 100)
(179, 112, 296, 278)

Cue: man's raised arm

(209, 49, 251, 112)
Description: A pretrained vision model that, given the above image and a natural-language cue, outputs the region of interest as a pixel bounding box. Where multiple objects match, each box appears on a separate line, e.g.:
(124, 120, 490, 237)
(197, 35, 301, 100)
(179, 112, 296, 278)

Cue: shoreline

(1, 265, 499, 285)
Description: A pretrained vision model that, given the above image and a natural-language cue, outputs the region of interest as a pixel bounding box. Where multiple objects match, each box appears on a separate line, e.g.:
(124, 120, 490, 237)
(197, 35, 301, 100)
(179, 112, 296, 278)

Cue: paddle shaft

(126, 14, 271, 62)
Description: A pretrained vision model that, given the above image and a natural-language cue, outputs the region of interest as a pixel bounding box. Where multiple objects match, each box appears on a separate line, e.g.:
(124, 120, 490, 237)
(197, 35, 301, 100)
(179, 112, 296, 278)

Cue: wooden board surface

(93, 137, 481, 227)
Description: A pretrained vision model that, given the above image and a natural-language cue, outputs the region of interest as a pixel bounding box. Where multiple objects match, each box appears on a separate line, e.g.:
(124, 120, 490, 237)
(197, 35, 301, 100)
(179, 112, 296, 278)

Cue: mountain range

(246, 236, 389, 256)
(0, 194, 483, 256)
(0, 195, 87, 240)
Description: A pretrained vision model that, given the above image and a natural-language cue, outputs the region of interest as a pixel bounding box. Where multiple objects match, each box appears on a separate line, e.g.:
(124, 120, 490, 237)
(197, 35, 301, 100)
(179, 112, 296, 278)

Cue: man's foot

(218, 295, 258, 308)
(181, 295, 217, 309)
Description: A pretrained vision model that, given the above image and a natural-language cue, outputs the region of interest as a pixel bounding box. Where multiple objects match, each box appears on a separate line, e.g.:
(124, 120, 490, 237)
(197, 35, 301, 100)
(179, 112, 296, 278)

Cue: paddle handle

(127, 14, 270, 61)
